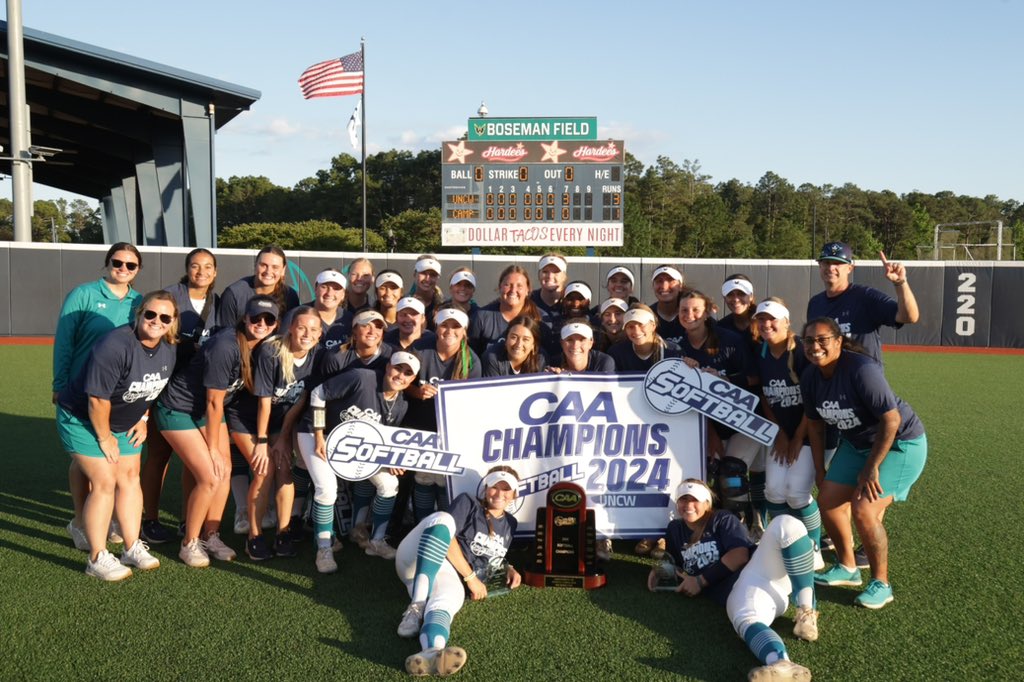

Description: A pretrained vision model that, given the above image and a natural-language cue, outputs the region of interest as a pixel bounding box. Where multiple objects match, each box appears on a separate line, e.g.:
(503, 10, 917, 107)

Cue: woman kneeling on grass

(647, 480, 819, 681)
(394, 466, 523, 677)
(800, 317, 927, 610)
(56, 291, 178, 581)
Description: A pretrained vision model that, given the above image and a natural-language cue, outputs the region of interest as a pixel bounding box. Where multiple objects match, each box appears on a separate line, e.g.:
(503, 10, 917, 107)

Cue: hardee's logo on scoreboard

(572, 142, 619, 162)
(481, 143, 529, 163)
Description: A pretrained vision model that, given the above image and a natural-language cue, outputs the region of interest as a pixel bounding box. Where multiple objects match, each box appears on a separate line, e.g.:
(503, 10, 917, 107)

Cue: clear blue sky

(18, 0, 1024, 204)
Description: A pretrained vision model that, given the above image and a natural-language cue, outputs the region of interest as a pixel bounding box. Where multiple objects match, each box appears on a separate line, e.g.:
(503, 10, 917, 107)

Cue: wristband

(256, 435, 269, 444)
(140, 414, 149, 423)
(463, 572, 477, 583)
(699, 561, 735, 587)
(313, 408, 325, 430)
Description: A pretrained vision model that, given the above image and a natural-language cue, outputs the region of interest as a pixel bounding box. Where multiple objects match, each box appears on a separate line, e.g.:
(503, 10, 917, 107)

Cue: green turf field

(1, 345, 1022, 680)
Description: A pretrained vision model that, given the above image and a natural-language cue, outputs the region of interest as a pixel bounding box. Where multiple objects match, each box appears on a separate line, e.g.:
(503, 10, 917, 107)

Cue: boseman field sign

(441, 117, 624, 248)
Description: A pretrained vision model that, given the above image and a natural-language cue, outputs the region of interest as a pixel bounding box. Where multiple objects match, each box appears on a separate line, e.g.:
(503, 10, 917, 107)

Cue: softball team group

(53, 242, 925, 680)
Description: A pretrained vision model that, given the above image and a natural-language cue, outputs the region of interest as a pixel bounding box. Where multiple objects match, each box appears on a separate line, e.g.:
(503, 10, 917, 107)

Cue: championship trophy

(523, 482, 606, 589)
(652, 553, 682, 592)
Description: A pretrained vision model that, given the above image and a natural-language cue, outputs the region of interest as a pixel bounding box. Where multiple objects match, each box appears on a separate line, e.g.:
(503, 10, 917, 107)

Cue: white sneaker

(202, 532, 237, 561)
(67, 521, 89, 551)
(179, 538, 211, 568)
(793, 607, 818, 642)
(315, 547, 338, 574)
(108, 520, 124, 544)
(748, 659, 812, 682)
(85, 549, 132, 581)
(233, 508, 250, 535)
(120, 539, 160, 570)
(405, 646, 467, 677)
(397, 601, 424, 638)
(261, 508, 277, 530)
(365, 538, 396, 560)
(596, 538, 613, 561)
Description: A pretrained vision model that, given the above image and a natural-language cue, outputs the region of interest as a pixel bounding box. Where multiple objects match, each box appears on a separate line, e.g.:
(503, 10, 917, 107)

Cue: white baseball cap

(538, 255, 567, 272)
(449, 270, 477, 288)
(397, 297, 425, 315)
(375, 272, 403, 289)
(482, 470, 520, 492)
(754, 300, 790, 320)
(722, 278, 754, 297)
(390, 350, 421, 375)
(600, 298, 628, 314)
(674, 480, 712, 504)
(353, 310, 386, 327)
(563, 282, 593, 301)
(315, 270, 347, 289)
(651, 266, 683, 283)
(435, 307, 469, 329)
(560, 322, 594, 340)
(623, 308, 656, 326)
(605, 266, 635, 285)
(415, 257, 442, 275)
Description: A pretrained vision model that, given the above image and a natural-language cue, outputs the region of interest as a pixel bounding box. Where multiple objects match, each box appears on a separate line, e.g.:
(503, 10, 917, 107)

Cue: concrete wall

(1, 242, 1018, 348)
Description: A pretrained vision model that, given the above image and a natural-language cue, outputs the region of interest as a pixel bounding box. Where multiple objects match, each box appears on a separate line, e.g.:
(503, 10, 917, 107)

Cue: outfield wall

(1, 242, 1019, 348)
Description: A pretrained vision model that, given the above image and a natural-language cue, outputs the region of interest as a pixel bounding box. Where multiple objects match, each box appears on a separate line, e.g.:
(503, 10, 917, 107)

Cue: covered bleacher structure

(0, 21, 260, 246)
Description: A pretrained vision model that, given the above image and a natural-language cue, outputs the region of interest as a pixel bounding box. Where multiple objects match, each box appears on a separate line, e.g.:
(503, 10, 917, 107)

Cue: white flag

(347, 100, 361, 151)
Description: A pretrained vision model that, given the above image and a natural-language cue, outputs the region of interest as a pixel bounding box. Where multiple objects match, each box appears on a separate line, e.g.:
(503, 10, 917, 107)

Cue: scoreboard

(440, 139, 625, 247)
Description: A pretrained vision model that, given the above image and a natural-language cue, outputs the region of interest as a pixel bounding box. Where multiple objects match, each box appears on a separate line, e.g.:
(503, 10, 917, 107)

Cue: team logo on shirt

(323, 419, 466, 481)
(122, 373, 169, 403)
(469, 531, 509, 562)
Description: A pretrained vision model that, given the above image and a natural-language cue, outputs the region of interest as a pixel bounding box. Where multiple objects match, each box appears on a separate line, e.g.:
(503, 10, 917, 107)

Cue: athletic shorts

(155, 402, 208, 431)
(825, 434, 927, 502)
(56, 406, 142, 458)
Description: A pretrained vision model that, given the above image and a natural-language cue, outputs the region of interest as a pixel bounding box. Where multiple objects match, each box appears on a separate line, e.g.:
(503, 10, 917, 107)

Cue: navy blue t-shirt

(216, 276, 300, 329)
(468, 304, 513, 355)
(531, 289, 563, 359)
(303, 367, 408, 432)
(677, 326, 756, 388)
(448, 492, 517, 580)
(382, 327, 437, 352)
(806, 283, 900, 365)
(318, 342, 396, 383)
(60, 325, 176, 432)
(164, 281, 218, 367)
(651, 305, 687, 347)
(552, 349, 616, 373)
(160, 327, 247, 416)
(665, 510, 755, 606)
(755, 342, 810, 442)
(481, 344, 548, 377)
(251, 342, 321, 431)
(607, 339, 681, 373)
(800, 351, 924, 450)
(404, 346, 483, 431)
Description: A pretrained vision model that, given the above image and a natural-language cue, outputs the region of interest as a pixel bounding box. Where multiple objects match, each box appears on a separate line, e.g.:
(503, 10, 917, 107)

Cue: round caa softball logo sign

(325, 420, 387, 481)
(643, 358, 697, 415)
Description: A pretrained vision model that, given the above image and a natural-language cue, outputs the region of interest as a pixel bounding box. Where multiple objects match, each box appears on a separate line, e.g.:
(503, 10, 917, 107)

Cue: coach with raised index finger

(807, 242, 919, 365)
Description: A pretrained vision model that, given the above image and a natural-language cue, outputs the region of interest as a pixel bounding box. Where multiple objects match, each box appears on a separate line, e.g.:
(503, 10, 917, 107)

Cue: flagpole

(360, 37, 367, 252)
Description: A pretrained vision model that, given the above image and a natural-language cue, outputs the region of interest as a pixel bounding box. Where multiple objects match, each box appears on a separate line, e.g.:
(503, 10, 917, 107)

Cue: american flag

(299, 51, 364, 99)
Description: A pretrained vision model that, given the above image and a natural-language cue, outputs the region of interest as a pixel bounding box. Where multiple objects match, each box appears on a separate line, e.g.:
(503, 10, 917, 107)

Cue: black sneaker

(246, 535, 272, 561)
(141, 520, 173, 545)
(820, 533, 835, 552)
(854, 545, 870, 569)
(286, 517, 305, 542)
(274, 534, 297, 558)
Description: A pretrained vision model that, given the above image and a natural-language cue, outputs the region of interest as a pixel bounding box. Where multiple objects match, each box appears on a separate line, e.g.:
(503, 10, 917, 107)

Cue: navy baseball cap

(818, 242, 854, 264)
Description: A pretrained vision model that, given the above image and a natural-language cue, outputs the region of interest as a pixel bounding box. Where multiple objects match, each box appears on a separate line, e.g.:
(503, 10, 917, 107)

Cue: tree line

(4, 149, 1021, 259)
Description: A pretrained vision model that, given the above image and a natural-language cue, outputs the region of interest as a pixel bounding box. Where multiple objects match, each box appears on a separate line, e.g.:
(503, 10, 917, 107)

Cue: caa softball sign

(436, 374, 705, 539)
(324, 420, 466, 481)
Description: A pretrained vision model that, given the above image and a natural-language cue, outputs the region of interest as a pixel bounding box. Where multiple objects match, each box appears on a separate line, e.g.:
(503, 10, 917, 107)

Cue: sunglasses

(801, 335, 838, 347)
(142, 310, 174, 324)
(110, 258, 139, 272)
(249, 313, 278, 325)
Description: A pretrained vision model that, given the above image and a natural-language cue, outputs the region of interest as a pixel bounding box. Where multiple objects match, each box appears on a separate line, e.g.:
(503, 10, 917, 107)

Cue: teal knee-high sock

(742, 622, 787, 665)
(350, 480, 374, 527)
(766, 501, 788, 522)
(791, 500, 822, 550)
(420, 609, 452, 651)
(782, 534, 816, 609)
(413, 483, 438, 522)
(370, 495, 396, 539)
(311, 500, 333, 548)
(411, 522, 453, 603)
(749, 470, 767, 527)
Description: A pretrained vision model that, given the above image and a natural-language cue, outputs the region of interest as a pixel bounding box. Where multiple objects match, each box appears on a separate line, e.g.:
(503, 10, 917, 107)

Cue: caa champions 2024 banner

(436, 374, 705, 539)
